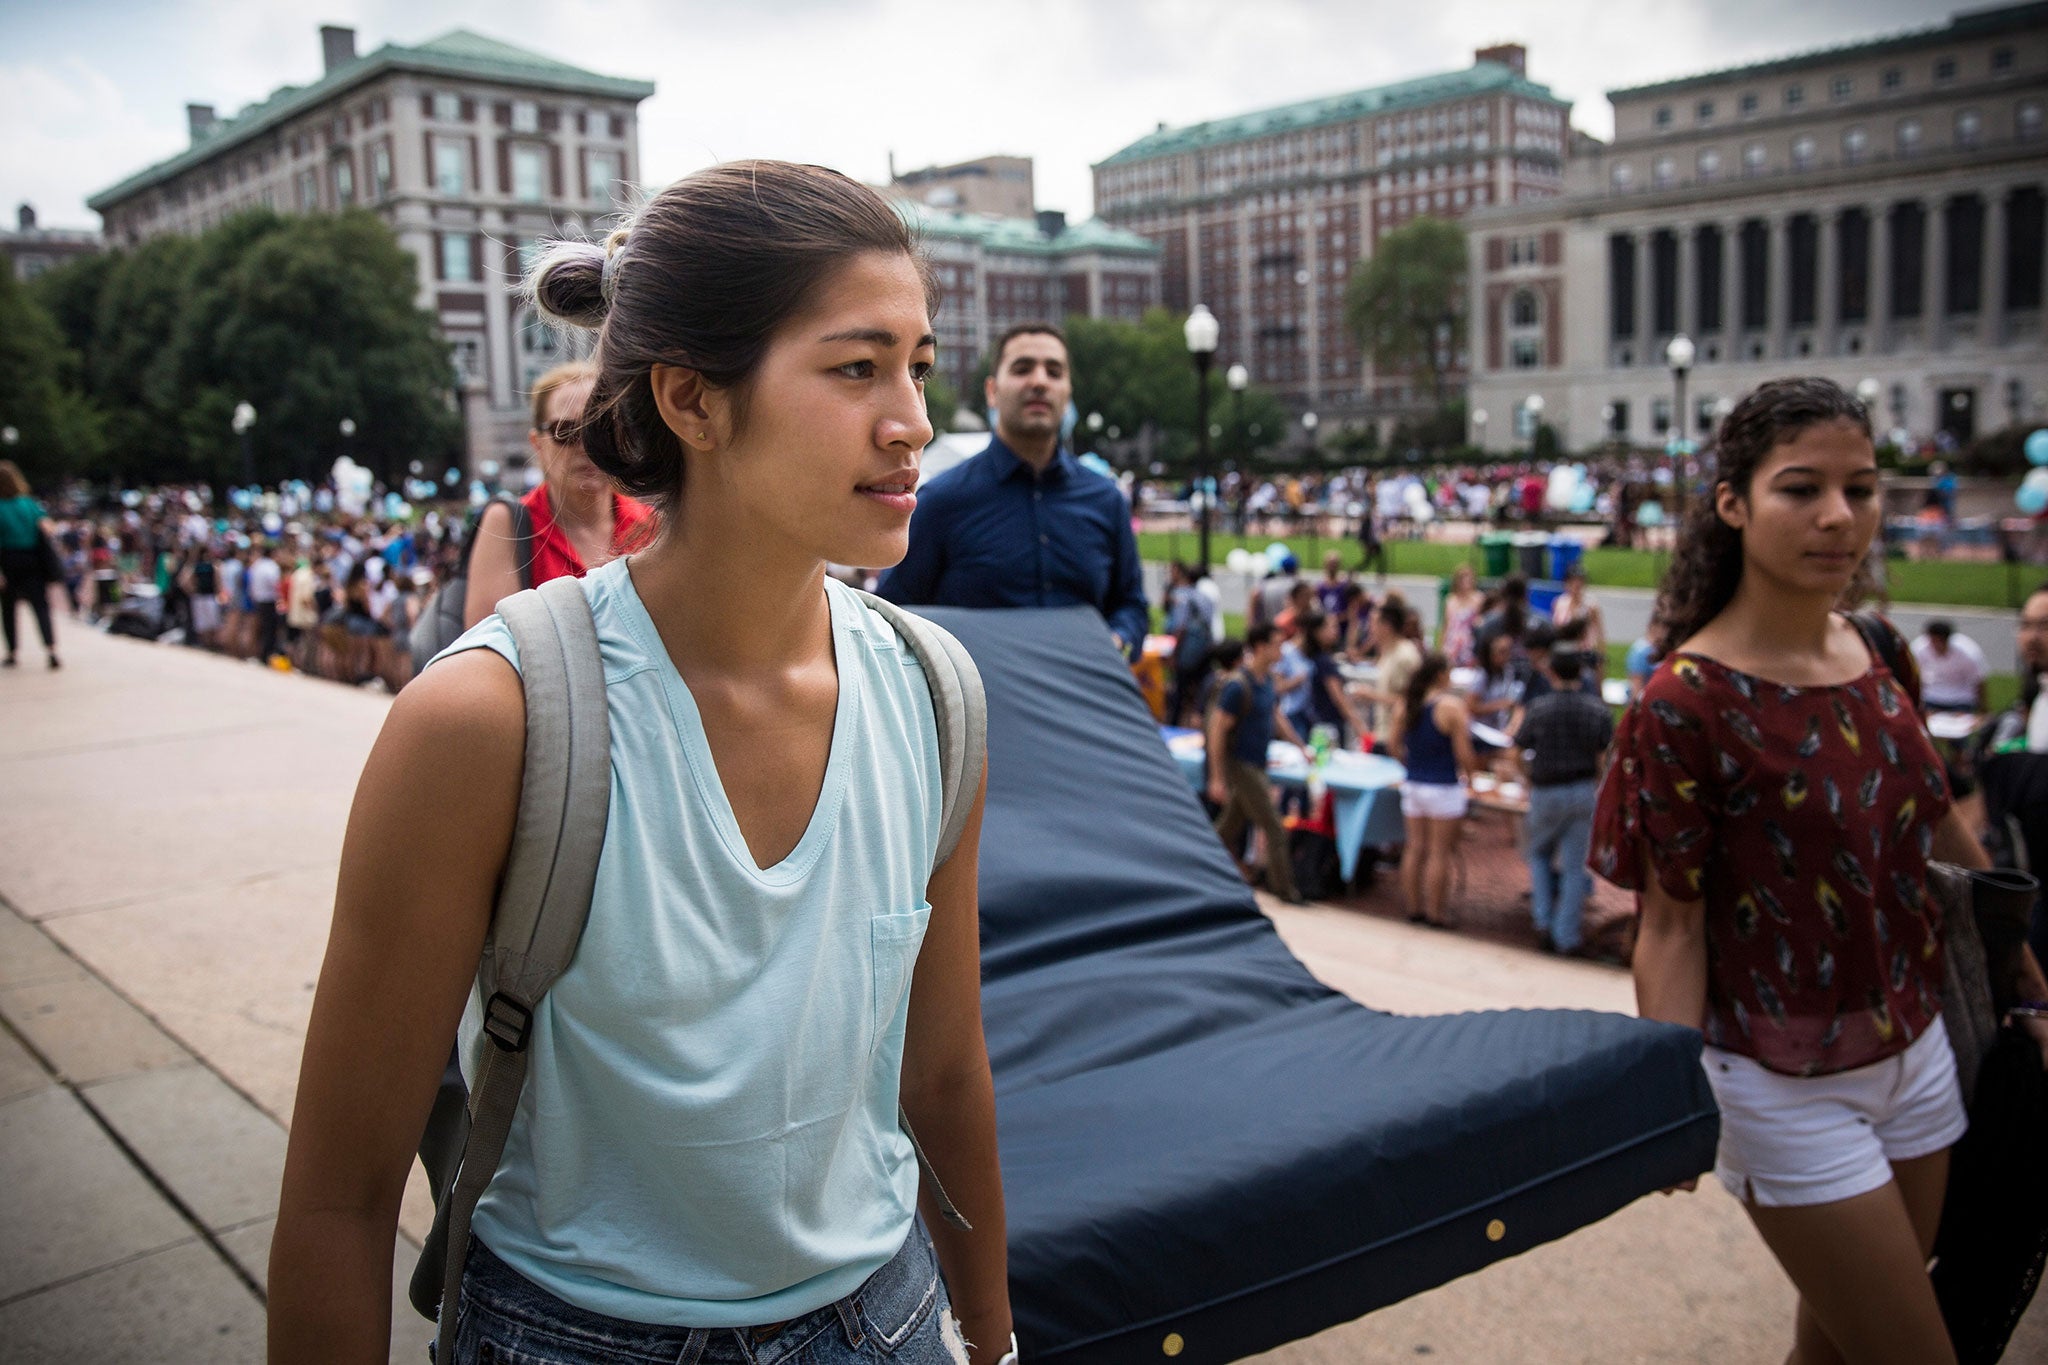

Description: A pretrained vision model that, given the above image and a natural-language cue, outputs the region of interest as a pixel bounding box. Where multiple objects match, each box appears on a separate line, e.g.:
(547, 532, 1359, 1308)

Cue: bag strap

(431, 575, 610, 1355)
(852, 592, 986, 1231)
(458, 494, 535, 586)
(855, 592, 988, 869)
(1848, 611, 1917, 708)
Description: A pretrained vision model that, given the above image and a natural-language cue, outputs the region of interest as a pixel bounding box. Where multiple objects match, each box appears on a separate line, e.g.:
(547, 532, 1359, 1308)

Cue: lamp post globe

(231, 402, 258, 488)
(1184, 304, 1220, 573)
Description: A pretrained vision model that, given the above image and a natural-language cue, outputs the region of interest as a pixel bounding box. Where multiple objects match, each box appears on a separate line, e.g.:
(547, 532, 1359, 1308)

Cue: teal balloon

(2026, 428, 2048, 467)
(1570, 485, 1597, 514)
(2020, 469, 2048, 515)
(1635, 500, 1666, 528)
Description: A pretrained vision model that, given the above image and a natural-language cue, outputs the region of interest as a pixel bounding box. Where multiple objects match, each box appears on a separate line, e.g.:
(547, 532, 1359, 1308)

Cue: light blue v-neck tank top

(433, 558, 943, 1327)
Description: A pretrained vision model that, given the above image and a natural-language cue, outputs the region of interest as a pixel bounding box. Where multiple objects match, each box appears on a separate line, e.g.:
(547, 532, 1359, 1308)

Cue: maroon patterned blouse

(1590, 621, 1953, 1076)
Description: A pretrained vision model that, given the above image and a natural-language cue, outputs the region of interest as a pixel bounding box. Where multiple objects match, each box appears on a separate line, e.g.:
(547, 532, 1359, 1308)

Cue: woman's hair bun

(528, 240, 609, 330)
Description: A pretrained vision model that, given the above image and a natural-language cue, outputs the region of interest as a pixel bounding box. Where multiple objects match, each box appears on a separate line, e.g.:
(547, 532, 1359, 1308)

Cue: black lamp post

(1185, 304, 1220, 573)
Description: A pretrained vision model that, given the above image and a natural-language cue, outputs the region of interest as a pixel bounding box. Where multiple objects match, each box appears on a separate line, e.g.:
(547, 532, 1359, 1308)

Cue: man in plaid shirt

(1516, 647, 1615, 955)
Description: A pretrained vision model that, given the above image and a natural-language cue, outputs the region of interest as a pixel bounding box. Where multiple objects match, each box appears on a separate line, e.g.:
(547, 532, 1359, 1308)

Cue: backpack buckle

(483, 992, 533, 1052)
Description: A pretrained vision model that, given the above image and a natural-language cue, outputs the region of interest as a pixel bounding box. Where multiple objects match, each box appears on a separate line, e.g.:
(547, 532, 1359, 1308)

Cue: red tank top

(519, 485, 654, 586)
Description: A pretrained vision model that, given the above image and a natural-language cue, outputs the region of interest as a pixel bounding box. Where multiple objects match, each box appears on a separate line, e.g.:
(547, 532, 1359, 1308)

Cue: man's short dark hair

(1549, 648, 1585, 685)
(1928, 619, 1953, 640)
(991, 322, 1067, 369)
(1245, 622, 1278, 650)
(1524, 619, 1558, 651)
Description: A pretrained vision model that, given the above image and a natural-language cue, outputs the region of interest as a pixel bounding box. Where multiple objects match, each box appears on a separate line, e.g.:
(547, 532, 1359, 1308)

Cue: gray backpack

(411, 575, 987, 1356)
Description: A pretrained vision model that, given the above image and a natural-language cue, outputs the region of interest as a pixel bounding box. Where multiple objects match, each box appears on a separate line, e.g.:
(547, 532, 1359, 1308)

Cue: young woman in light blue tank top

(273, 162, 1013, 1365)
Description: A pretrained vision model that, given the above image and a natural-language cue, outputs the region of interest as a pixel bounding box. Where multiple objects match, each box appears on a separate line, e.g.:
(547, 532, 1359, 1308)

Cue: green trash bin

(1479, 532, 1513, 578)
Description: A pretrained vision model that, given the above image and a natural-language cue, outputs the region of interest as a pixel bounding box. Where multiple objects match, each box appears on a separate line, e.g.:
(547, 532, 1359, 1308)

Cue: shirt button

(1040, 535, 1049, 545)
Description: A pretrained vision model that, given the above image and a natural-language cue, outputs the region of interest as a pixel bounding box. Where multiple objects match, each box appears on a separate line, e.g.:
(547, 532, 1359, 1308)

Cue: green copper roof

(1095, 61, 1568, 168)
(1609, 1, 2047, 98)
(89, 29, 654, 211)
(900, 203, 1160, 258)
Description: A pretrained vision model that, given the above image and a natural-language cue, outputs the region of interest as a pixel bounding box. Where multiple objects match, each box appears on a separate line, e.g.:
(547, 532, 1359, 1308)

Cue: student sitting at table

(1207, 623, 1310, 904)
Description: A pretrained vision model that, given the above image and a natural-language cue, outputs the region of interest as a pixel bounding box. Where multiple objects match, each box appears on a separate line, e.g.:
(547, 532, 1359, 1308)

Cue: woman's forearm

(1634, 900, 1708, 1030)
(267, 1207, 402, 1363)
(903, 1065, 1011, 1362)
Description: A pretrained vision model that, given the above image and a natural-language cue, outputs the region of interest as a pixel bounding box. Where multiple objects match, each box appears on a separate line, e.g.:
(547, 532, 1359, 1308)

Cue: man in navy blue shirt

(878, 323, 1149, 657)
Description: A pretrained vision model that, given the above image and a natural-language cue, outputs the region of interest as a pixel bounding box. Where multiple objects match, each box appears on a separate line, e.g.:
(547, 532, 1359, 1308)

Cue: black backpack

(407, 495, 532, 666)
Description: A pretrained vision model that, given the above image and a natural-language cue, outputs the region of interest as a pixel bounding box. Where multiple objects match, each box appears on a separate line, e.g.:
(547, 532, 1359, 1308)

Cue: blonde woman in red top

(463, 360, 655, 627)
(1592, 377, 2048, 1365)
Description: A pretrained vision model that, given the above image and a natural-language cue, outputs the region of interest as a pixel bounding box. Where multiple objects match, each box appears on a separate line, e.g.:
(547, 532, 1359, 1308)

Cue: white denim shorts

(1400, 781, 1469, 821)
(1702, 1014, 1968, 1208)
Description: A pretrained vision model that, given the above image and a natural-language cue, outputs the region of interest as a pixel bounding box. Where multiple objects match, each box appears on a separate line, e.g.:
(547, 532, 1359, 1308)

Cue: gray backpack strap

(433, 575, 611, 1358)
(856, 593, 988, 867)
(854, 592, 988, 1233)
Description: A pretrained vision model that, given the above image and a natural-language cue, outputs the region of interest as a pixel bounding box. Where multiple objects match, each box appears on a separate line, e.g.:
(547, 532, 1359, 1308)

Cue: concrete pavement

(4, 615, 2043, 1363)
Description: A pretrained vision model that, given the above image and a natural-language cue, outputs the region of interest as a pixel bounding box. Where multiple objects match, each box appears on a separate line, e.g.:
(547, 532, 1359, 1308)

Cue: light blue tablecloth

(1164, 727, 1408, 883)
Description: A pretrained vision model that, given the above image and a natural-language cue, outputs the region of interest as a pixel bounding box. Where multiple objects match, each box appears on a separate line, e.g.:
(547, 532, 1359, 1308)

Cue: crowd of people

(5, 158, 2044, 1364)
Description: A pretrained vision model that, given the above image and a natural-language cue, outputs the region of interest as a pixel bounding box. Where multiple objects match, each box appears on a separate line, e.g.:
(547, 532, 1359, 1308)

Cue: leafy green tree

(1343, 216, 1467, 407)
(0, 269, 104, 483)
(26, 252, 117, 362)
(922, 368, 960, 431)
(1063, 310, 1289, 471)
(89, 234, 201, 481)
(165, 210, 460, 485)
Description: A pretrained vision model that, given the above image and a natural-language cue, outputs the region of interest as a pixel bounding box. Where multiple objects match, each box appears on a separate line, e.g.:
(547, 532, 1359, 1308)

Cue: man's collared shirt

(878, 436, 1149, 652)
(1518, 686, 1614, 788)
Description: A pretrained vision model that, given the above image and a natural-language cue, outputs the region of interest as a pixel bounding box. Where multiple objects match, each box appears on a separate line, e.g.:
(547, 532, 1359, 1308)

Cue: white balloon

(1225, 548, 1254, 574)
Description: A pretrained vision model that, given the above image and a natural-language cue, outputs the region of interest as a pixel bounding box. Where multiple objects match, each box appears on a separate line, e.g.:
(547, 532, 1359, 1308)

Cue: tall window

(1653, 155, 1676, 187)
(334, 158, 354, 205)
(1843, 127, 1868, 164)
(1956, 109, 1982, 147)
(511, 100, 539, 133)
(433, 92, 461, 122)
(2021, 101, 2044, 141)
(1511, 289, 1539, 326)
(1698, 147, 1722, 181)
(1743, 142, 1767, 175)
(441, 232, 473, 282)
(513, 146, 545, 203)
(1898, 117, 1923, 151)
(588, 151, 618, 204)
(1791, 135, 1817, 169)
(435, 139, 466, 195)
(518, 308, 563, 394)
(372, 143, 392, 199)
(296, 169, 319, 211)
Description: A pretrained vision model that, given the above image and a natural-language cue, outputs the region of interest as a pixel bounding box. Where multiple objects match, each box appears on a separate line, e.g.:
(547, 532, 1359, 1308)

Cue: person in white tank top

(272, 162, 1013, 1365)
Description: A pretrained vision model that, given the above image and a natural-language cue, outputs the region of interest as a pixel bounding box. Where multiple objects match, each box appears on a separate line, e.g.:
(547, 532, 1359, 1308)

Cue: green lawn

(1136, 530, 2036, 610)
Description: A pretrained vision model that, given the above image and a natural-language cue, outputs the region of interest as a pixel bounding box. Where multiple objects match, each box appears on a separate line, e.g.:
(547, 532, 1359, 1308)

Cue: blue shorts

(449, 1224, 965, 1364)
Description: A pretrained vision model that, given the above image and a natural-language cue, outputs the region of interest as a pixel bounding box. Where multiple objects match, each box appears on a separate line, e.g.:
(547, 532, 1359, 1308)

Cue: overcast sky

(4, 0, 1952, 230)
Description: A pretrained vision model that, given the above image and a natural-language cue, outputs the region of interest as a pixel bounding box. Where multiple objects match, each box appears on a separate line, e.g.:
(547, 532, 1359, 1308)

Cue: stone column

(1767, 212, 1791, 360)
(1677, 225, 1698, 340)
(1634, 228, 1654, 362)
(1924, 194, 1947, 346)
(1984, 189, 2008, 347)
(1722, 218, 1744, 350)
(1869, 201, 1892, 343)
(1817, 207, 1841, 356)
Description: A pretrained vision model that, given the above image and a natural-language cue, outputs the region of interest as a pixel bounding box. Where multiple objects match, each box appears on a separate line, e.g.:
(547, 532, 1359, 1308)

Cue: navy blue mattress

(917, 605, 1718, 1365)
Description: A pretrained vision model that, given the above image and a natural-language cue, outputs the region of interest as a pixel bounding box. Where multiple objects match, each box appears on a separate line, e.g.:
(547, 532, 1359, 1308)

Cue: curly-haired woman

(1591, 377, 2048, 1365)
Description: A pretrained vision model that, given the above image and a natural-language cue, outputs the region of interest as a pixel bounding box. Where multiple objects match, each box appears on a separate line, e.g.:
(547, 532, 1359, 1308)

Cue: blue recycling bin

(1549, 537, 1585, 581)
